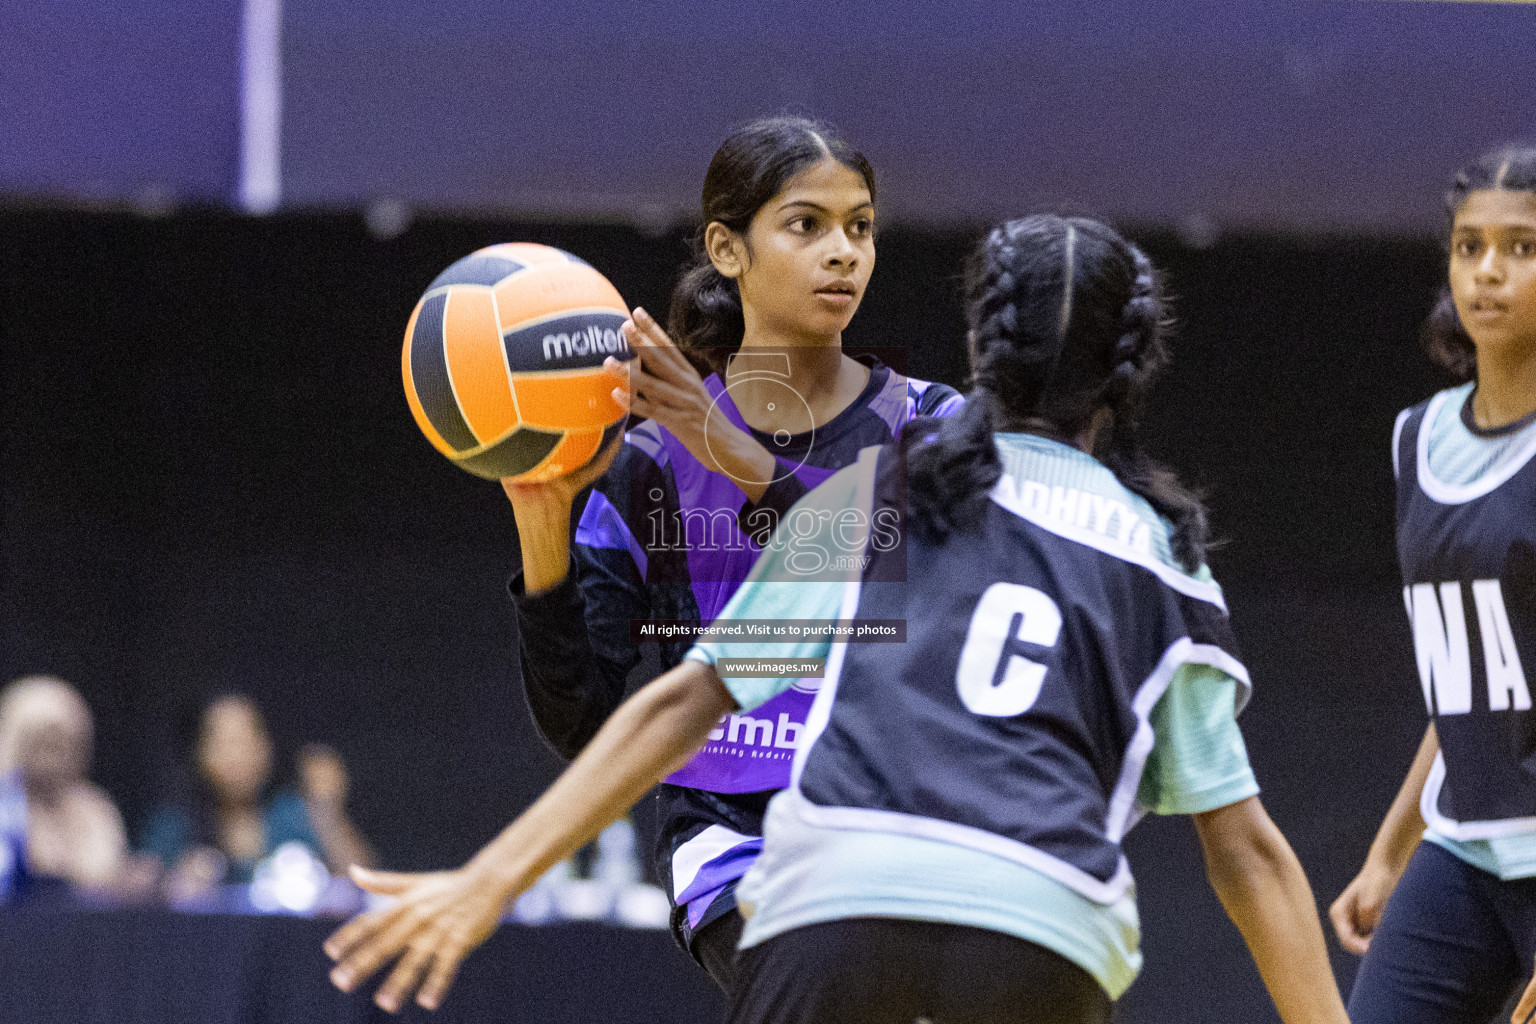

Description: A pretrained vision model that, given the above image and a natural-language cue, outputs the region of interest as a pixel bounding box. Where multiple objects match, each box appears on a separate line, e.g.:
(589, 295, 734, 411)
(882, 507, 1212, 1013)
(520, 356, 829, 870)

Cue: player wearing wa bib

(686, 435, 1257, 1003)
(1343, 385, 1536, 1020)
(1396, 384, 1536, 853)
(1329, 148, 1536, 1024)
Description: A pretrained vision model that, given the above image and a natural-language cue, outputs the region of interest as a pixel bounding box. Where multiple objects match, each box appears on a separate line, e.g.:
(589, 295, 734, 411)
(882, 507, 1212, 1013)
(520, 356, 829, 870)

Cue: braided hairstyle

(1422, 145, 1536, 381)
(904, 214, 1210, 571)
(668, 115, 876, 376)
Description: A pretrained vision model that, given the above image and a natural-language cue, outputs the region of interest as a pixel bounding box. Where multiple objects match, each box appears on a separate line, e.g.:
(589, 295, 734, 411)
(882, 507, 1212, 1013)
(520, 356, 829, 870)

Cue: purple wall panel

(3, 0, 1535, 231)
(0, 0, 240, 204)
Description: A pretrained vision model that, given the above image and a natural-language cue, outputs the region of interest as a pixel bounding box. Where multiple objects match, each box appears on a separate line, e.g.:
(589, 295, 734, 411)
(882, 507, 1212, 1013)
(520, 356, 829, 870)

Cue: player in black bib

(1329, 147, 1536, 1024)
(325, 216, 1347, 1023)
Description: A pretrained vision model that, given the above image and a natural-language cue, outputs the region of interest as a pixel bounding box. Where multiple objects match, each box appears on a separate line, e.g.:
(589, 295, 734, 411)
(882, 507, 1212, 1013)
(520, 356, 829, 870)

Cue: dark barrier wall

(0, 209, 1456, 1020)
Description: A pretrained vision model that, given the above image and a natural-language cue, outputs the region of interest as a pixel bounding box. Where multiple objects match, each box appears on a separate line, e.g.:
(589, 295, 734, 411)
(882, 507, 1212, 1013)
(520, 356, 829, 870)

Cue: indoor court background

(3, 1, 1534, 1020)
(0, 211, 1447, 1021)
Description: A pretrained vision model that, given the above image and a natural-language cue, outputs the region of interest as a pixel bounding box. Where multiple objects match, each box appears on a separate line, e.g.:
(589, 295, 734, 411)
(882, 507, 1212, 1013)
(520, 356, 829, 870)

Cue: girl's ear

(705, 221, 748, 280)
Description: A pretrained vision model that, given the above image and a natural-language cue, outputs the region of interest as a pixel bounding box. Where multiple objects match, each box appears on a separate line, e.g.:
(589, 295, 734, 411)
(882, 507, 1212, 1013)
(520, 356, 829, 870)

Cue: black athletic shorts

(1347, 841, 1536, 1023)
(693, 909, 746, 993)
(729, 917, 1111, 1024)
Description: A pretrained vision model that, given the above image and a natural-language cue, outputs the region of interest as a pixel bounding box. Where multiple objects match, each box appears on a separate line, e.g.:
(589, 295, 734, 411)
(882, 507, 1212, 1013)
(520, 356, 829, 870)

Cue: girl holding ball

(348, 115, 959, 1004)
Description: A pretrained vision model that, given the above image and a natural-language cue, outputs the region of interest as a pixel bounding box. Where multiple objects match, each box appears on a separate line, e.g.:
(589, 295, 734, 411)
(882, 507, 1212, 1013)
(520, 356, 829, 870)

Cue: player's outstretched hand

(1328, 860, 1399, 955)
(325, 865, 505, 1013)
(613, 307, 716, 451)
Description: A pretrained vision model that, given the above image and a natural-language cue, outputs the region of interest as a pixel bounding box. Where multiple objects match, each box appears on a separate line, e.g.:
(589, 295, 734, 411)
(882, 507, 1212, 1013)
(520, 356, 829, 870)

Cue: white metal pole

(239, 0, 283, 214)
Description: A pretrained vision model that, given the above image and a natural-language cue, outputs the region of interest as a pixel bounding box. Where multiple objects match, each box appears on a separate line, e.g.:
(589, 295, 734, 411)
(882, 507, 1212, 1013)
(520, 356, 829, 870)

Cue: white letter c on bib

(956, 583, 1063, 717)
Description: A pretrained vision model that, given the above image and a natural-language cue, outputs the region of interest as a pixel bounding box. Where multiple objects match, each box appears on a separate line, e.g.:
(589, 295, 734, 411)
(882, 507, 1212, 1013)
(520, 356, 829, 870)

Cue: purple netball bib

(664, 680, 819, 793)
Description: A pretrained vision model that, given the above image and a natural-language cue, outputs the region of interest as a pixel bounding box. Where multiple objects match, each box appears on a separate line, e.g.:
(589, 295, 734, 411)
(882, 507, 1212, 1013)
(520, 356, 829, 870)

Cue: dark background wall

(0, 208, 1454, 1020)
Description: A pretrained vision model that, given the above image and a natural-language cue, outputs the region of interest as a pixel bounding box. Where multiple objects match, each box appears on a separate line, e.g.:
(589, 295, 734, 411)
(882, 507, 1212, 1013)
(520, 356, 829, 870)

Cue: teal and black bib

(790, 444, 1246, 902)
(1395, 391, 1536, 839)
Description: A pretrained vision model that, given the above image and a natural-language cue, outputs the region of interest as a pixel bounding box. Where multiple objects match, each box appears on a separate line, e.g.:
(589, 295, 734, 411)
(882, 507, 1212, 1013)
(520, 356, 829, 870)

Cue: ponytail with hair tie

(668, 262, 745, 377)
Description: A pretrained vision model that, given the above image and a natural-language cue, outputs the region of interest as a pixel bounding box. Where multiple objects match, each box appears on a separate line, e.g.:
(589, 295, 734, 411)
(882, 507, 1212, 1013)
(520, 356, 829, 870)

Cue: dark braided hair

(668, 116, 876, 376)
(904, 214, 1210, 571)
(1422, 145, 1536, 382)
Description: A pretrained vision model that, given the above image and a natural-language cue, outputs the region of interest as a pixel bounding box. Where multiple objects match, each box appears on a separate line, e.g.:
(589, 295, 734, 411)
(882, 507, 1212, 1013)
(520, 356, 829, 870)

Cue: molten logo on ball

(402, 243, 636, 482)
(541, 325, 629, 362)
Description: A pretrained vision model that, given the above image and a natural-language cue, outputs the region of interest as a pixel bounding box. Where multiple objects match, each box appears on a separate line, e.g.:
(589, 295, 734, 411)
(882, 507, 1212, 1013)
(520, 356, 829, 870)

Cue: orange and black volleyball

(402, 243, 634, 482)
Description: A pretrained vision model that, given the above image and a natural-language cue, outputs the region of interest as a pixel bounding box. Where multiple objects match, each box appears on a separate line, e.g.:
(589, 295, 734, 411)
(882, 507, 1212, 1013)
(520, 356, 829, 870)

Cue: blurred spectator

(0, 675, 137, 892)
(139, 693, 375, 901)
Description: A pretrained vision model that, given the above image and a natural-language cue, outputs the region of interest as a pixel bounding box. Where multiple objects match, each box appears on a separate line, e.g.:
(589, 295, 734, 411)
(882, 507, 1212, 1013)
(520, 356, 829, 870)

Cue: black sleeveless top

(790, 443, 1245, 900)
(1395, 392, 1536, 838)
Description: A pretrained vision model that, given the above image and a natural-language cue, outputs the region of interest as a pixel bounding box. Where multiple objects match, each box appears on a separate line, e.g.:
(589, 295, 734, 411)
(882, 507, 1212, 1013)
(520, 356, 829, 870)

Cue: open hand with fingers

(612, 307, 774, 500)
(324, 865, 508, 1013)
